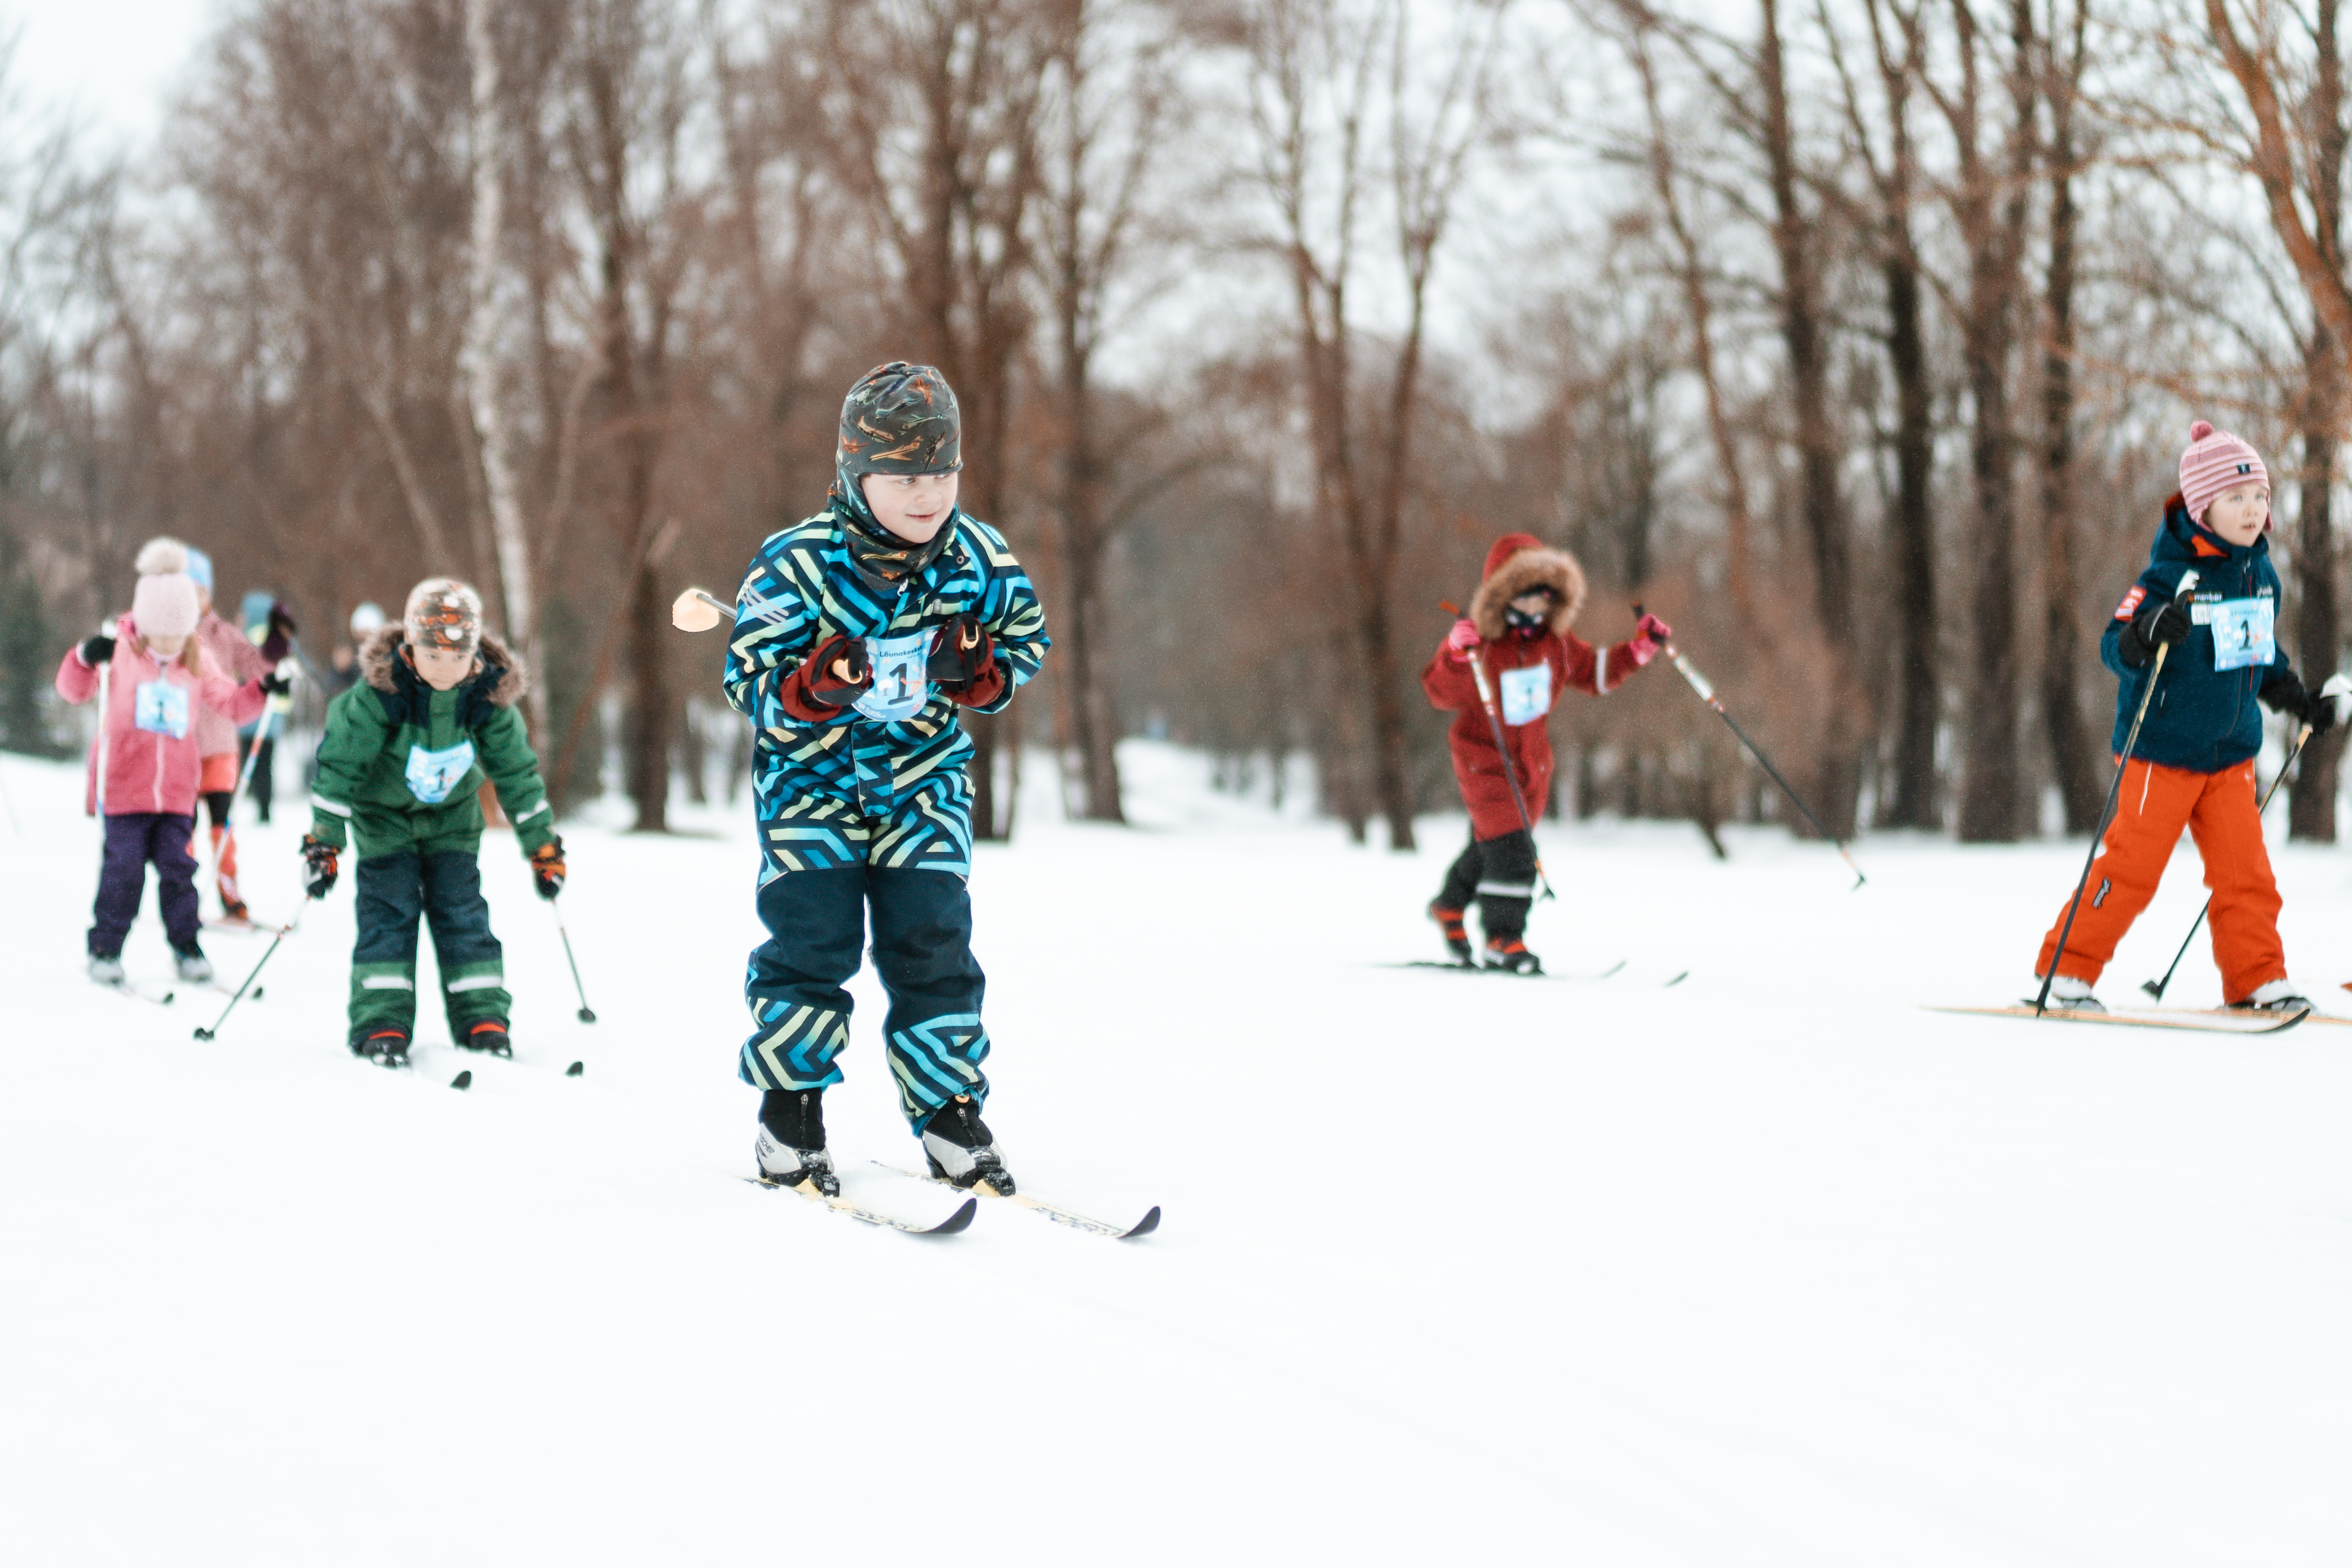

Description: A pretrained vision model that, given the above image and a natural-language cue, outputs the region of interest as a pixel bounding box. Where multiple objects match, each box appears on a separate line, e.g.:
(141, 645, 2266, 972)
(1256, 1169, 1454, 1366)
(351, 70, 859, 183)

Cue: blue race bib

(134, 680, 190, 740)
(1499, 663, 1553, 726)
(2207, 597, 2276, 672)
(405, 740, 477, 805)
(852, 631, 932, 723)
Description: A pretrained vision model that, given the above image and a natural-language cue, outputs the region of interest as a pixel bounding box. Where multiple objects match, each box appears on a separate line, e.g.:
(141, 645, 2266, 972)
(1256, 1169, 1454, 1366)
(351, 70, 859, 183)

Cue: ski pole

(551, 896, 597, 1023)
(1644, 608, 1867, 890)
(2038, 570, 2201, 1016)
(2140, 672, 2349, 999)
(194, 916, 296, 1041)
(1438, 601, 1554, 902)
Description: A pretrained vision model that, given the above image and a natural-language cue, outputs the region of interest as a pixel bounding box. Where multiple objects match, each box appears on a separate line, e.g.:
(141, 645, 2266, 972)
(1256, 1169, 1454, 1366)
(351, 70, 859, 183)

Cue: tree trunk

(2294, 0, 2346, 842)
(462, 0, 546, 739)
(2040, 13, 2102, 834)
(1884, 248, 1940, 827)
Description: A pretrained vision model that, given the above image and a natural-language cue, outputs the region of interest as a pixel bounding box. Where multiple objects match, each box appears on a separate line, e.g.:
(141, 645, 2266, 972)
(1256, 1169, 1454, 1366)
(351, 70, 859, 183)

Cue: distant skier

(54, 541, 275, 986)
(167, 542, 295, 923)
(303, 579, 564, 1066)
(722, 361, 1048, 1197)
(2034, 422, 2336, 1013)
(1422, 533, 1671, 972)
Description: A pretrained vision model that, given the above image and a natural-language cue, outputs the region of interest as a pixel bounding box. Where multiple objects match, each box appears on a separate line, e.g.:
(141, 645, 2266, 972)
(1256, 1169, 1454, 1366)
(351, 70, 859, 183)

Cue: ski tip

(1598, 960, 1628, 979)
(564, 1060, 585, 1077)
(577, 1007, 598, 1024)
(160, 991, 176, 1005)
(925, 1197, 979, 1236)
(450, 1070, 473, 1090)
(1662, 970, 1690, 987)
(1123, 1206, 1162, 1239)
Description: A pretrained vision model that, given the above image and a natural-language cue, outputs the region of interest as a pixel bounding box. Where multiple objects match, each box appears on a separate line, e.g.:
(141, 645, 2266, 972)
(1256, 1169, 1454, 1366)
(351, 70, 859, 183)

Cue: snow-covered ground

(5, 740, 2352, 1566)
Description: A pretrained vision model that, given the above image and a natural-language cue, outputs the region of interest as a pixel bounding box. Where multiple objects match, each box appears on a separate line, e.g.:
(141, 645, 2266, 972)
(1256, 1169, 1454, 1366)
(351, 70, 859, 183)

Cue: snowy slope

(4, 741, 2352, 1566)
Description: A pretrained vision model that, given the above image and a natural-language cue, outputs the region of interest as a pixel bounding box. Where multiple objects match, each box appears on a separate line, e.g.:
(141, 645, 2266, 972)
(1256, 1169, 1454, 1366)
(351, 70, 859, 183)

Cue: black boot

(755, 1088, 839, 1196)
(921, 1096, 1013, 1195)
(351, 1027, 411, 1068)
(457, 1020, 513, 1056)
(1428, 902, 1472, 966)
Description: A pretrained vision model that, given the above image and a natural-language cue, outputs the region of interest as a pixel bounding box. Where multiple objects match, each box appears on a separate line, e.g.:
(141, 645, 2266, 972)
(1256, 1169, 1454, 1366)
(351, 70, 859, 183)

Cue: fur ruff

(135, 537, 190, 576)
(1470, 545, 1587, 641)
(358, 624, 528, 707)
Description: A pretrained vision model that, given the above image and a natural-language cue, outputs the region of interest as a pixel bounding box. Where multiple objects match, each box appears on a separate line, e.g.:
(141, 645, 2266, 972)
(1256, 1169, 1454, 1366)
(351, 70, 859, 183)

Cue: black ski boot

(458, 1020, 513, 1057)
(755, 1088, 839, 1196)
(1484, 936, 1542, 975)
(922, 1096, 1013, 1195)
(1429, 902, 1473, 966)
(351, 1028, 411, 1068)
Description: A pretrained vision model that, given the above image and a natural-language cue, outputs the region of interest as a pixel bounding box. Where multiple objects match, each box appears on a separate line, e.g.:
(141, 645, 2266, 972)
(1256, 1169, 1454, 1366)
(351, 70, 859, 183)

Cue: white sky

(6, 0, 213, 150)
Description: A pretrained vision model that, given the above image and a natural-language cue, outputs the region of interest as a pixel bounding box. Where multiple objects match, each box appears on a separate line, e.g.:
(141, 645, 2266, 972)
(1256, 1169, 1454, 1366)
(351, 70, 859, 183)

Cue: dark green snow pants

(349, 849, 509, 1046)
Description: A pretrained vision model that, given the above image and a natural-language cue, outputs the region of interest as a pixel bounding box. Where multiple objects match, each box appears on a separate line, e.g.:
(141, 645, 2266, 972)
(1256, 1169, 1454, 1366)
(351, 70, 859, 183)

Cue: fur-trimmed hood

(1469, 537, 1587, 641)
(358, 624, 529, 708)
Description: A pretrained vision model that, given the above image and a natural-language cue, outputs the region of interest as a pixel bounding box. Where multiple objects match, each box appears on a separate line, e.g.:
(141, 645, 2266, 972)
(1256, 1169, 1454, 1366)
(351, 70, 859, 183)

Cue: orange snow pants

(2035, 756, 2285, 1003)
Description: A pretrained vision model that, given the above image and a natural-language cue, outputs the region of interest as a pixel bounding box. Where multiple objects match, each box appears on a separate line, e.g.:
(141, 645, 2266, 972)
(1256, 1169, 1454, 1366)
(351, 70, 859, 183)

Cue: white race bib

(2208, 597, 2276, 672)
(1498, 663, 1553, 727)
(852, 631, 931, 722)
(134, 680, 189, 740)
(405, 740, 477, 805)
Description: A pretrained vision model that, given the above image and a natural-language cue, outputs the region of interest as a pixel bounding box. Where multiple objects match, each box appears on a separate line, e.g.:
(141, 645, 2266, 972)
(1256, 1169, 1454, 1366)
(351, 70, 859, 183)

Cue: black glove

(259, 672, 293, 697)
(529, 836, 566, 900)
(927, 615, 994, 689)
(798, 635, 871, 708)
(2122, 591, 2195, 667)
(302, 835, 340, 899)
(260, 605, 297, 664)
(79, 635, 115, 666)
(2259, 668, 2338, 735)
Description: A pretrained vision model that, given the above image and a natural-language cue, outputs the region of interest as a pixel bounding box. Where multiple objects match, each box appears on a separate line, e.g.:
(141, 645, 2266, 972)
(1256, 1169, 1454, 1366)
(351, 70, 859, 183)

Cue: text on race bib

(2204, 597, 2276, 672)
(134, 681, 189, 740)
(852, 630, 932, 723)
(405, 740, 477, 805)
(1499, 663, 1553, 727)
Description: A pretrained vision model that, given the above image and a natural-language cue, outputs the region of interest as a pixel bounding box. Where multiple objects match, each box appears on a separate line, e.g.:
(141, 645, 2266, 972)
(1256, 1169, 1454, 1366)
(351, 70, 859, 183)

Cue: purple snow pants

(90, 812, 201, 958)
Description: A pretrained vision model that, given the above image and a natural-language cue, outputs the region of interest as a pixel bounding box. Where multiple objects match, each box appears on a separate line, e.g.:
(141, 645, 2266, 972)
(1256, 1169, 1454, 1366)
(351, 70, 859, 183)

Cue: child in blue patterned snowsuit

(722, 362, 1048, 1197)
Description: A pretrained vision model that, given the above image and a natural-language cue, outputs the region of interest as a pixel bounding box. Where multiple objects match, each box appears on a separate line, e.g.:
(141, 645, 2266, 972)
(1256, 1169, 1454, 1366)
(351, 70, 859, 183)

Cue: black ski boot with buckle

(921, 1096, 1014, 1195)
(755, 1088, 839, 1197)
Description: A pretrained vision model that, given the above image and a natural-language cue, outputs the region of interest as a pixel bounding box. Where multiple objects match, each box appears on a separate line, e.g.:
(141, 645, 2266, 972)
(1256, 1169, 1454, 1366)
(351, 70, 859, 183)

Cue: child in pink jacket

(55, 565, 274, 985)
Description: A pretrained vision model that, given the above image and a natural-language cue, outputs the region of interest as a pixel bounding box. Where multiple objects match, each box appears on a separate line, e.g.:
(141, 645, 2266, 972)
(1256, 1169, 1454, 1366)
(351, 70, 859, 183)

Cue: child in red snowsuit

(1421, 533, 1670, 971)
(2034, 421, 2337, 1012)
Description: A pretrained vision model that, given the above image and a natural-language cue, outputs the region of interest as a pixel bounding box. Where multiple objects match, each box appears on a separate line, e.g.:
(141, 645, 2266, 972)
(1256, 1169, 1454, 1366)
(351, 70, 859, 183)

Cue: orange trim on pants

(2035, 756, 2285, 1003)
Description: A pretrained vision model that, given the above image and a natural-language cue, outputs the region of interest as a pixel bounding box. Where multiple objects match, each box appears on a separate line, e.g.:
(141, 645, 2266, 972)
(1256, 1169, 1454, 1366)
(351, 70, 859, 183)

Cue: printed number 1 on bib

(2207, 597, 2276, 672)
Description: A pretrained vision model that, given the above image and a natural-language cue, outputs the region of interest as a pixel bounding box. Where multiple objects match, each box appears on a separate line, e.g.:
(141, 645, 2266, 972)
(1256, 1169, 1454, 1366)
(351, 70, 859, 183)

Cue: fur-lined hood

(358, 624, 529, 708)
(1469, 539, 1587, 641)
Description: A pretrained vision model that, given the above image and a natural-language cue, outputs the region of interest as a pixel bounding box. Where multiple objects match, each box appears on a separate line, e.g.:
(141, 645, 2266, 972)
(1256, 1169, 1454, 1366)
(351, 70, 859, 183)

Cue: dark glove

(79, 635, 115, 666)
(2260, 668, 2338, 734)
(927, 615, 995, 689)
(259, 672, 293, 697)
(302, 835, 340, 900)
(259, 605, 297, 664)
(798, 635, 871, 708)
(529, 837, 566, 900)
(2122, 592, 2195, 667)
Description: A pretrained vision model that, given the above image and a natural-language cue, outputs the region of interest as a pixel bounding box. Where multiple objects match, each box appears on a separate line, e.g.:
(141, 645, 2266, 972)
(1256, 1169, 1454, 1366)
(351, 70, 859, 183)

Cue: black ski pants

(1435, 827, 1539, 943)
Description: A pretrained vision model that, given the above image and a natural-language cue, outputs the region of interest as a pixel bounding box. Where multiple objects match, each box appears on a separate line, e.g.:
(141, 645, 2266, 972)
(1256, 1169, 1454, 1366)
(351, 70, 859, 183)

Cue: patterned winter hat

(2179, 420, 2271, 527)
(403, 578, 484, 656)
(837, 362, 961, 478)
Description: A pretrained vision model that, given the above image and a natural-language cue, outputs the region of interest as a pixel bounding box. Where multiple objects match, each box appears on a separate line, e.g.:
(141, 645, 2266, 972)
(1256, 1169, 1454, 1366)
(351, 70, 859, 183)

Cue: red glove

(1623, 612, 1672, 670)
(780, 635, 871, 717)
(1444, 619, 1481, 664)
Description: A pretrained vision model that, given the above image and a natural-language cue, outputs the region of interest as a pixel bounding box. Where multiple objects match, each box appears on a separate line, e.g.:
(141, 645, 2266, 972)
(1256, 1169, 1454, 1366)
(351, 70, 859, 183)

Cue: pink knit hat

(131, 572, 201, 640)
(2179, 420, 2271, 528)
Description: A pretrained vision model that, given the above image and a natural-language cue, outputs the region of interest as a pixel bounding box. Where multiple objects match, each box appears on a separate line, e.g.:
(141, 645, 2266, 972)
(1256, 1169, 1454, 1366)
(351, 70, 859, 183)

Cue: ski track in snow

(5, 741, 2352, 1565)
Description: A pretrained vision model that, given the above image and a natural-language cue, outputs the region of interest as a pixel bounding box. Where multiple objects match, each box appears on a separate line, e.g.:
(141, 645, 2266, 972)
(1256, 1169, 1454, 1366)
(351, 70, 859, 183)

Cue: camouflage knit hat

(403, 577, 484, 657)
(837, 362, 961, 479)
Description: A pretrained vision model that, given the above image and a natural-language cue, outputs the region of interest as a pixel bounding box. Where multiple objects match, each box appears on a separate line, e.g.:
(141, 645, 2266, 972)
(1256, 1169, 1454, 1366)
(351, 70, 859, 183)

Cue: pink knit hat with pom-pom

(2179, 419, 2270, 528)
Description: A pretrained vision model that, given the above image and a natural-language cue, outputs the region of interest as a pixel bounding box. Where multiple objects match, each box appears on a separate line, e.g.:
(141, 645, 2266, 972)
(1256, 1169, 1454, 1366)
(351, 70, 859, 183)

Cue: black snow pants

(1434, 828, 1540, 943)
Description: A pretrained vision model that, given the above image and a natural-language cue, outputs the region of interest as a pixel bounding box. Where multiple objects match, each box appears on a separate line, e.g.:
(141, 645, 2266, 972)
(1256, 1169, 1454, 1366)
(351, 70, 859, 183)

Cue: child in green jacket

(302, 579, 566, 1066)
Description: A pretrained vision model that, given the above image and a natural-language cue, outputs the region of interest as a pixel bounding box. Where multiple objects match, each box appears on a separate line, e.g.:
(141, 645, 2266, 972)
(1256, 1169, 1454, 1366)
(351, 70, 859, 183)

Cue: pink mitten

(1624, 612, 1672, 669)
(1445, 619, 1481, 664)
